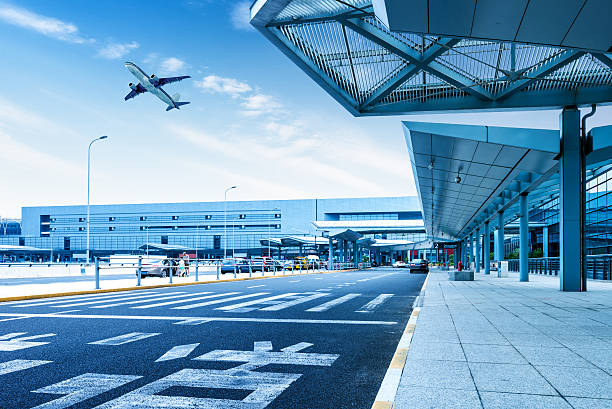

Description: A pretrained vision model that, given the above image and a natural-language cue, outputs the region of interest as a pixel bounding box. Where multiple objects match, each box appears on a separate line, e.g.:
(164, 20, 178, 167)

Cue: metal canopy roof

(403, 121, 560, 240)
(0, 245, 50, 253)
(250, 0, 612, 115)
(373, 0, 612, 53)
(329, 229, 363, 241)
(311, 219, 424, 234)
(138, 243, 194, 252)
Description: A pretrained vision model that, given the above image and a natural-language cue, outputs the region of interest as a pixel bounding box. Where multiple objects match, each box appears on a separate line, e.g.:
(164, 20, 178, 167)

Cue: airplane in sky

(124, 62, 191, 111)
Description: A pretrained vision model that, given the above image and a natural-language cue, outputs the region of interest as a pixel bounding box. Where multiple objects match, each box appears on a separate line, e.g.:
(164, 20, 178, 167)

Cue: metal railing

(507, 256, 612, 280)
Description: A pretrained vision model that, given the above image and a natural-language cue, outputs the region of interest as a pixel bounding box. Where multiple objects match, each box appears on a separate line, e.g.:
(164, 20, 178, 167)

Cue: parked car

(250, 257, 276, 272)
(408, 259, 429, 273)
(220, 259, 250, 274)
(139, 258, 174, 278)
(392, 260, 407, 268)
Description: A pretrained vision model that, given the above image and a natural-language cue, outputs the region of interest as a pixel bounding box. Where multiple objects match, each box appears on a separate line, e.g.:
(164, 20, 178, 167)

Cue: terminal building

(0, 197, 427, 262)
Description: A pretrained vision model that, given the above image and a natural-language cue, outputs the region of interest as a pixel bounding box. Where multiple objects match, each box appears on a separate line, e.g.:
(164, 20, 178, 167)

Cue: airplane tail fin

(165, 101, 190, 112)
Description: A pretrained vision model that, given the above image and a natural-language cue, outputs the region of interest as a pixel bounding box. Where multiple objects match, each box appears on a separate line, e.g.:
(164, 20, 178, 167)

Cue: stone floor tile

(462, 344, 527, 364)
(514, 345, 594, 367)
(469, 362, 558, 395)
(408, 341, 466, 361)
(394, 386, 482, 409)
(458, 331, 509, 346)
(480, 391, 572, 409)
(565, 397, 612, 409)
(400, 359, 476, 390)
(536, 365, 612, 399)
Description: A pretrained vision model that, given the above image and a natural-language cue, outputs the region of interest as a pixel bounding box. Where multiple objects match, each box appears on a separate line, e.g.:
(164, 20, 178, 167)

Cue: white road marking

(281, 342, 313, 353)
(259, 293, 330, 311)
(4, 289, 149, 306)
(12, 291, 158, 308)
(155, 343, 200, 362)
(172, 292, 269, 310)
(216, 293, 299, 312)
(254, 341, 273, 352)
(0, 316, 29, 322)
(0, 359, 51, 375)
(173, 318, 211, 325)
(247, 284, 265, 288)
(0, 332, 56, 351)
(306, 294, 361, 312)
(289, 280, 300, 283)
(132, 292, 238, 309)
(53, 292, 182, 308)
(31, 373, 141, 409)
(194, 341, 339, 367)
(93, 368, 301, 409)
(0, 312, 396, 325)
(89, 332, 160, 346)
(90, 292, 207, 309)
(355, 294, 394, 313)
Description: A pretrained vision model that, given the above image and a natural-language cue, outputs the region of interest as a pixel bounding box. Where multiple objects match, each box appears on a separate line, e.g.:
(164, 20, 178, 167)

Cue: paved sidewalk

(394, 270, 612, 409)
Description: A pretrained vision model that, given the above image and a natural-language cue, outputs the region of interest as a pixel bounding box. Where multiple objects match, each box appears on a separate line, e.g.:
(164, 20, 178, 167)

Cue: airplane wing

(124, 83, 147, 101)
(158, 76, 191, 86)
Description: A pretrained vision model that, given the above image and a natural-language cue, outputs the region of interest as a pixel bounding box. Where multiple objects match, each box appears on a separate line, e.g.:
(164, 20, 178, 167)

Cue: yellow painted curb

(0, 267, 368, 304)
(389, 348, 409, 369)
(371, 401, 393, 409)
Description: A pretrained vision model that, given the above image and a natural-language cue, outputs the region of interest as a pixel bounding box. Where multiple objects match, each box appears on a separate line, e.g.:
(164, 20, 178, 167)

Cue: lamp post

(223, 186, 237, 260)
(86, 135, 108, 264)
(268, 208, 280, 259)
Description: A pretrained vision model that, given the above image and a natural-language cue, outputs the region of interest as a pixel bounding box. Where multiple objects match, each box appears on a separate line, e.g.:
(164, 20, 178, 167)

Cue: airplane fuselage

(125, 62, 177, 109)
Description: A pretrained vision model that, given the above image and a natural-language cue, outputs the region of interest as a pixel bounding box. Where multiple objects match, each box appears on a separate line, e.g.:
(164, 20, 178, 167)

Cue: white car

(392, 260, 407, 268)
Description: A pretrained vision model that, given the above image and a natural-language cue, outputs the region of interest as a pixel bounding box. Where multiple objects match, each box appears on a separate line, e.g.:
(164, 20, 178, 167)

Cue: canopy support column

(475, 227, 481, 273)
(520, 193, 529, 282)
(484, 222, 490, 275)
(559, 107, 586, 291)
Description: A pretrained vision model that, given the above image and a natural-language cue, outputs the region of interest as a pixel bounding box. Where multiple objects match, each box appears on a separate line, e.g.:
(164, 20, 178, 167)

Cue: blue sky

(0, 1, 610, 218)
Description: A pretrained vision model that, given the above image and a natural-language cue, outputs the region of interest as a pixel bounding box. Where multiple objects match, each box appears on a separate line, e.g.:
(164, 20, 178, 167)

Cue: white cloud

(240, 94, 282, 116)
(160, 57, 185, 73)
(195, 75, 252, 97)
(230, 1, 254, 31)
(97, 41, 139, 59)
(0, 4, 91, 44)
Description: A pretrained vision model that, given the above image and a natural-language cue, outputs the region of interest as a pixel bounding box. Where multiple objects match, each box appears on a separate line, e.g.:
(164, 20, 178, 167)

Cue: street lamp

(268, 208, 280, 259)
(86, 135, 108, 264)
(223, 186, 237, 259)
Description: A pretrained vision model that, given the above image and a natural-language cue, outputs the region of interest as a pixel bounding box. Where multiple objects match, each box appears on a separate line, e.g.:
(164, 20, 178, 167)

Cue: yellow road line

(0, 267, 368, 303)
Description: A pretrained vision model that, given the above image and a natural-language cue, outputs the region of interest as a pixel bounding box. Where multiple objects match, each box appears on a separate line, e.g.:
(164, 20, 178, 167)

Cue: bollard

(282, 263, 285, 275)
(95, 257, 100, 290)
(169, 259, 173, 284)
(249, 261, 252, 278)
(195, 258, 199, 282)
(216, 260, 220, 280)
(137, 256, 142, 287)
(233, 263, 237, 279)
(261, 262, 264, 277)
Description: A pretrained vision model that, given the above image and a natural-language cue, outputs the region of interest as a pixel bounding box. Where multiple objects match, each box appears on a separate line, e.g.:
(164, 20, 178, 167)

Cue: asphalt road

(0, 267, 425, 408)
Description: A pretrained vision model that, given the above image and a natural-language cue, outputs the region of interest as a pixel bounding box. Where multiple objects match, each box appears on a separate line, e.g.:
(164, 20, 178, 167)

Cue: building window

(275, 213, 281, 218)
(276, 224, 281, 229)
(239, 214, 246, 219)
(213, 235, 221, 249)
(19, 237, 25, 246)
(79, 217, 85, 222)
(109, 217, 115, 222)
(63, 237, 70, 251)
(205, 215, 211, 220)
(109, 227, 115, 231)
(161, 236, 168, 245)
(140, 216, 147, 221)
(78, 227, 85, 232)
(172, 216, 179, 220)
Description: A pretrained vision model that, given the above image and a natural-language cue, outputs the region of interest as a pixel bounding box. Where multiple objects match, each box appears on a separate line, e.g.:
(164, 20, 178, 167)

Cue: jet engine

(150, 74, 159, 85)
(129, 83, 138, 91)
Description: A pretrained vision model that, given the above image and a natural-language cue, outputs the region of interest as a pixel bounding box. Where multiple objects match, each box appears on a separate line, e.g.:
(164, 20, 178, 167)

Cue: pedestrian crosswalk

(6, 289, 396, 315)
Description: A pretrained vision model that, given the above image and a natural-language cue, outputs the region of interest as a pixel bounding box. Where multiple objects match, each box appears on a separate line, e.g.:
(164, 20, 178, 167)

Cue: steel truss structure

(252, 0, 612, 115)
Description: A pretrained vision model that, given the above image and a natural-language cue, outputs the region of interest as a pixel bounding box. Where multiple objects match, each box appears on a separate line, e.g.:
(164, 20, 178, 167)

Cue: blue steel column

(353, 240, 358, 268)
(542, 226, 549, 258)
(475, 228, 481, 273)
(559, 107, 584, 291)
(328, 237, 333, 270)
(497, 212, 505, 261)
(520, 193, 529, 282)
(493, 229, 499, 260)
(484, 222, 490, 275)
